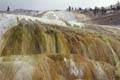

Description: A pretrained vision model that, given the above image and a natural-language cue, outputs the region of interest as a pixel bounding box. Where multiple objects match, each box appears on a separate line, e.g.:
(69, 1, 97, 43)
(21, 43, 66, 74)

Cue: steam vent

(0, 12, 120, 80)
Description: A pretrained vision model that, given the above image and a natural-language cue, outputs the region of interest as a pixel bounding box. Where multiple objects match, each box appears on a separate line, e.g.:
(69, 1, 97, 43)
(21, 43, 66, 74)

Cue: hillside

(90, 11, 120, 25)
(77, 11, 120, 26)
(0, 12, 120, 80)
(2, 9, 120, 26)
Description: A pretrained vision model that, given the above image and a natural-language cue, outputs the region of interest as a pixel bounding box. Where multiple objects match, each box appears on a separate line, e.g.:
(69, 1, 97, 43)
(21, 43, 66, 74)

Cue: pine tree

(7, 6, 10, 12)
(68, 6, 71, 11)
(101, 7, 106, 15)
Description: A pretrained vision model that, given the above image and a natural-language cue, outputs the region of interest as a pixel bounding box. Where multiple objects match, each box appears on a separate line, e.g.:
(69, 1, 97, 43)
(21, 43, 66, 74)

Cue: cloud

(0, 0, 120, 11)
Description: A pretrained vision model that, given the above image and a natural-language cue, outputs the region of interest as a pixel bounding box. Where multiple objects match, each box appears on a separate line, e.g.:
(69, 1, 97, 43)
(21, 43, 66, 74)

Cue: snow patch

(41, 11, 84, 28)
(93, 62, 107, 80)
(41, 11, 77, 21)
(41, 11, 60, 20)
(55, 11, 77, 21)
(0, 14, 18, 36)
(0, 12, 85, 40)
(0, 13, 67, 37)
(68, 21, 85, 28)
(70, 59, 79, 76)
(13, 61, 34, 80)
(64, 58, 83, 78)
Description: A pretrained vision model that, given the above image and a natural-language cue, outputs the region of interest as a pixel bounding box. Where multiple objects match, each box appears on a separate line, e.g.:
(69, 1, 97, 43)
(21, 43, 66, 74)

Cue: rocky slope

(0, 12, 120, 80)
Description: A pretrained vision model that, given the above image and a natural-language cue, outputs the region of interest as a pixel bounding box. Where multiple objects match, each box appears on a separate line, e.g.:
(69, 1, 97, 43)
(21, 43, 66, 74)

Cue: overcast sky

(0, 0, 120, 11)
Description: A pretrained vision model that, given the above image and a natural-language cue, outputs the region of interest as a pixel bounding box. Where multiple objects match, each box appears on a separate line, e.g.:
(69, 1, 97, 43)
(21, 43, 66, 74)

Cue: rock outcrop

(0, 14, 120, 80)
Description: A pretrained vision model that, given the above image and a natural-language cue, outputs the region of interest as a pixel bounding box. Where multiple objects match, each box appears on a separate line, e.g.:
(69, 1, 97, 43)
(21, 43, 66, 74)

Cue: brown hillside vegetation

(75, 11, 120, 25)
(0, 19, 120, 80)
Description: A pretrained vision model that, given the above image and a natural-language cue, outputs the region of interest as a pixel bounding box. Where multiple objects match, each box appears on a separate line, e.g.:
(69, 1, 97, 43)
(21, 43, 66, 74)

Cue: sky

(0, 0, 120, 11)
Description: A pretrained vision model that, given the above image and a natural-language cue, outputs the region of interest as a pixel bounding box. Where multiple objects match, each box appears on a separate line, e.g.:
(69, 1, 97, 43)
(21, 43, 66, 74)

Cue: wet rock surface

(0, 14, 120, 80)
